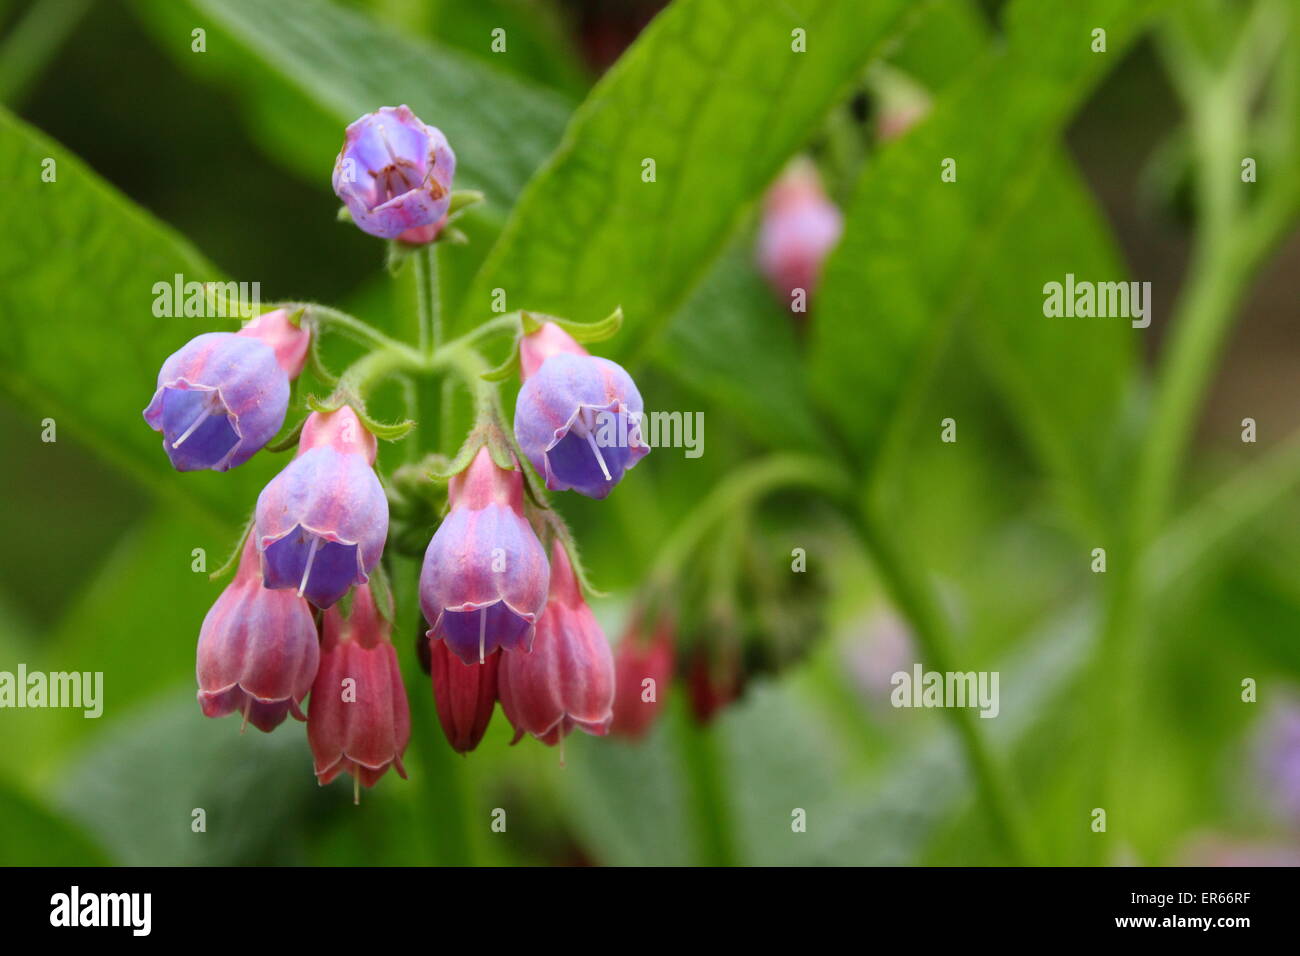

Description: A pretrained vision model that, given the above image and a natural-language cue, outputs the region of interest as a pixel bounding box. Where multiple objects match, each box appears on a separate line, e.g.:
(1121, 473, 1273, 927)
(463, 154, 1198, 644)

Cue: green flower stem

(672, 696, 738, 866)
(1088, 11, 1300, 856)
(296, 302, 419, 359)
(647, 454, 851, 592)
(850, 502, 1034, 866)
(648, 453, 1032, 864)
(413, 243, 442, 355)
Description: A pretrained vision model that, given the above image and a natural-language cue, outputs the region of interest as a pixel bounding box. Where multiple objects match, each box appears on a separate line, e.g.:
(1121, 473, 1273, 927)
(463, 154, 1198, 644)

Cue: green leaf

(53, 687, 321, 866)
(653, 245, 829, 451)
(809, 0, 1164, 473)
(461, 0, 916, 355)
(0, 106, 275, 528)
(0, 777, 111, 865)
(184, 0, 572, 206)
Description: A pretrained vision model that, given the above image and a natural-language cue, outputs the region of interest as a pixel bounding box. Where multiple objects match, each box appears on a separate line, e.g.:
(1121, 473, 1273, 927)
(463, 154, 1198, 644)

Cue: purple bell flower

(420, 447, 550, 666)
(255, 406, 388, 609)
(513, 322, 649, 500)
(332, 105, 456, 241)
(196, 535, 319, 733)
(143, 309, 310, 472)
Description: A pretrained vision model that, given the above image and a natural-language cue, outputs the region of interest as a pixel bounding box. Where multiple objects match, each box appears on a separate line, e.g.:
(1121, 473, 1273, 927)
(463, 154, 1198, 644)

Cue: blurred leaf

(0, 776, 110, 865)
(809, 0, 1163, 475)
(556, 724, 695, 866)
(186, 0, 572, 206)
(54, 687, 320, 865)
(0, 106, 273, 527)
(462, 0, 915, 352)
(653, 245, 829, 451)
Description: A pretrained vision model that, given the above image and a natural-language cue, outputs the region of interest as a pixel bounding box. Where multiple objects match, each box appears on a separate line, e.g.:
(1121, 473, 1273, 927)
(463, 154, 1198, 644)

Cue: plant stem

(673, 697, 738, 866)
(851, 503, 1034, 866)
(413, 244, 441, 355)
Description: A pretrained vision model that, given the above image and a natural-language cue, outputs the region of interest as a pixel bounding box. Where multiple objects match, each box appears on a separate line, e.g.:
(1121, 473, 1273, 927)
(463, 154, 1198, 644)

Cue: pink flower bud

(196, 535, 319, 733)
(308, 584, 410, 790)
(498, 541, 614, 746)
(755, 162, 842, 309)
(420, 447, 550, 665)
(610, 616, 675, 740)
(238, 308, 311, 378)
(428, 637, 499, 753)
(518, 321, 588, 381)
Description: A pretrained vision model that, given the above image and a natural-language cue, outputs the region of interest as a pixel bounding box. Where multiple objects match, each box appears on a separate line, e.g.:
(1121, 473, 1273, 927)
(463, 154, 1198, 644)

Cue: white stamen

(171, 401, 213, 449)
(353, 775, 360, 806)
(479, 607, 486, 664)
(298, 535, 322, 598)
(585, 431, 613, 482)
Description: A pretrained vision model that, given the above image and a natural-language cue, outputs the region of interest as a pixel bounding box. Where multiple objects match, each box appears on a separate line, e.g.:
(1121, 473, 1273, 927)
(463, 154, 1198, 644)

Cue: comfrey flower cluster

(146, 106, 650, 798)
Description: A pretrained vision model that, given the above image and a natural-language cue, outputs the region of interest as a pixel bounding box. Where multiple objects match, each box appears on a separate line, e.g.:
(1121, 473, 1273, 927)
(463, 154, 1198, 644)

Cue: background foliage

(0, 0, 1297, 866)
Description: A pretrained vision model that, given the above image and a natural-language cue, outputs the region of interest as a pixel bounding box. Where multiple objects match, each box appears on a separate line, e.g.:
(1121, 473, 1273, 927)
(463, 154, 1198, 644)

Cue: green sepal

(446, 189, 485, 222)
(520, 306, 623, 343)
(336, 587, 355, 620)
(369, 562, 396, 625)
(264, 416, 306, 453)
(208, 517, 254, 583)
(480, 335, 522, 382)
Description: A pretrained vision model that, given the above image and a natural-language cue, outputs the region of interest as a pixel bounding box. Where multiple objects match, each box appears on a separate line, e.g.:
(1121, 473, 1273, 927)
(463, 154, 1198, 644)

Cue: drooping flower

(332, 105, 456, 241)
(513, 322, 648, 499)
(420, 447, 549, 665)
(143, 309, 309, 472)
(498, 540, 614, 746)
(428, 637, 499, 753)
(308, 584, 409, 792)
(610, 615, 675, 740)
(755, 161, 842, 310)
(687, 642, 743, 725)
(196, 534, 319, 733)
(256, 405, 388, 609)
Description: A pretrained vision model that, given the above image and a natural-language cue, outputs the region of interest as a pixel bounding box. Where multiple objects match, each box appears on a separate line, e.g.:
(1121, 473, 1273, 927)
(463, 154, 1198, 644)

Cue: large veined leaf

(809, 0, 1163, 473)
(184, 0, 572, 206)
(0, 107, 274, 527)
(462, 0, 916, 352)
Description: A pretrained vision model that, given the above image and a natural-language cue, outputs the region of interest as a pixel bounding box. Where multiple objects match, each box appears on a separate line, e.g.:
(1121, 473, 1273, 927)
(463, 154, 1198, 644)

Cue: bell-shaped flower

(610, 616, 675, 740)
(308, 584, 410, 792)
(420, 447, 549, 665)
(196, 534, 319, 733)
(428, 637, 499, 753)
(143, 309, 309, 472)
(755, 161, 842, 309)
(498, 540, 614, 746)
(513, 322, 649, 499)
(332, 105, 455, 240)
(256, 406, 388, 609)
